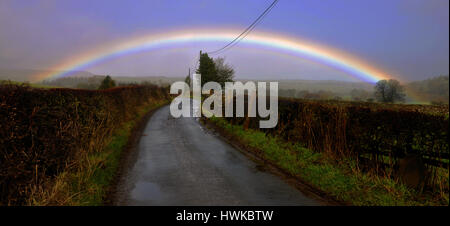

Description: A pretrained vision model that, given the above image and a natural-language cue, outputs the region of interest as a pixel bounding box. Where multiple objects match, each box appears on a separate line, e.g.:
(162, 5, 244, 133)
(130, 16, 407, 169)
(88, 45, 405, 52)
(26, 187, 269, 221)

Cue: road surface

(114, 105, 321, 205)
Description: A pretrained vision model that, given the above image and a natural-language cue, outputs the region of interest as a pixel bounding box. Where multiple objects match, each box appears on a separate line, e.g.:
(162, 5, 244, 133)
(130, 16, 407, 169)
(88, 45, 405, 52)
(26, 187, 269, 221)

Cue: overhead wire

(190, 0, 279, 74)
(207, 0, 279, 55)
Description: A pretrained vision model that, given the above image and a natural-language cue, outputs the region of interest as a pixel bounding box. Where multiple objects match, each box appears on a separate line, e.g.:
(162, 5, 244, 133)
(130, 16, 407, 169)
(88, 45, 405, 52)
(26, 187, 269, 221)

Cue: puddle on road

(130, 181, 166, 202)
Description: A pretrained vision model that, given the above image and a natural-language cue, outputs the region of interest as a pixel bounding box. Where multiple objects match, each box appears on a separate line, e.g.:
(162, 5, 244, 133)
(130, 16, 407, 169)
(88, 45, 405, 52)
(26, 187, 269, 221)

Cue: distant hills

(0, 69, 96, 82)
(1, 68, 447, 104)
(39, 75, 184, 89)
(0, 69, 185, 88)
(241, 77, 448, 104)
(241, 79, 374, 93)
(405, 75, 449, 104)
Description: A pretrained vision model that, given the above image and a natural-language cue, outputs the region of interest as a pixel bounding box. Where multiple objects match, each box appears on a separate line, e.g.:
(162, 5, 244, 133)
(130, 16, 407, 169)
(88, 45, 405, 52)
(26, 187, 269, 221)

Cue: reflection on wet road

(115, 105, 321, 205)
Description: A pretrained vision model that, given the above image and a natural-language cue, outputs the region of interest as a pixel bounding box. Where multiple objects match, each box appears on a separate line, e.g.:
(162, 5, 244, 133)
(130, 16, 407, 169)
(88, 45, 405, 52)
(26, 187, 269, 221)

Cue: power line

(207, 0, 279, 55)
(190, 0, 279, 73)
(213, 4, 273, 55)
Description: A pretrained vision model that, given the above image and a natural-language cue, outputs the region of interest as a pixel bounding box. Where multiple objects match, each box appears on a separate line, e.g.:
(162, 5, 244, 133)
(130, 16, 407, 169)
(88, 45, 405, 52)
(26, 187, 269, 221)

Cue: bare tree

(374, 79, 405, 103)
(214, 57, 235, 86)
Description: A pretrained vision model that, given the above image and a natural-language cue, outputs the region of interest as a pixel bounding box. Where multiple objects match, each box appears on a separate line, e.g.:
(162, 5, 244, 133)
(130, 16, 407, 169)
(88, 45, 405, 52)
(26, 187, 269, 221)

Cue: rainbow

(33, 28, 394, 83)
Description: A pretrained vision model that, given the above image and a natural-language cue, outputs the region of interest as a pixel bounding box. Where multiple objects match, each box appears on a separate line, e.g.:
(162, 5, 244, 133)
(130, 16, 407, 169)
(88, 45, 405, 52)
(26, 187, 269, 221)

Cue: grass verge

(206, 116, 448, 206)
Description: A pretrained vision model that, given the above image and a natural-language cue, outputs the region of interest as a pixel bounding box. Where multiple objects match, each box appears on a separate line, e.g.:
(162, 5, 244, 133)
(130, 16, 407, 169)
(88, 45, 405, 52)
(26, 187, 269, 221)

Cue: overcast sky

(0, 0, 448, 81)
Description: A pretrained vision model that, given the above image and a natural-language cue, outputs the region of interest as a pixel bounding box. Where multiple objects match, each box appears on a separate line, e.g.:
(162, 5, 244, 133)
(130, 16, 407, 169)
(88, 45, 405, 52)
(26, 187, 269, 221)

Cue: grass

(1, 80, 60, 88)
(69, 121, 133, 205)
(70, 101, 166, 205)
(207, 116, 449, 206)
(27, 101, 167, 206)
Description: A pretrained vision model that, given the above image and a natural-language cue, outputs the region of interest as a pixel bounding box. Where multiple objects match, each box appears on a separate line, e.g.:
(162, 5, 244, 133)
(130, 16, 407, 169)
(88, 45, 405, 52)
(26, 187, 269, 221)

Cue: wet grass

(70, 102, 166, 205)
(71, 122, 132, 205)
(208, 116, 448, 206)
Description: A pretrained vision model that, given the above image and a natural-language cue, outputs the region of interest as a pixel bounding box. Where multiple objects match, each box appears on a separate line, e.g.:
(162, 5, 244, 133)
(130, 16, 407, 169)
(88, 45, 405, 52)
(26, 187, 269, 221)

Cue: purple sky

(0, 0, 448, 81)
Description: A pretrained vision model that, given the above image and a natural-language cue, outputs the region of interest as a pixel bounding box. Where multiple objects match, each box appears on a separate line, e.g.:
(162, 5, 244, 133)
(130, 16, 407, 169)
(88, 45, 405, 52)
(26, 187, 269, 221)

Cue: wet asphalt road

(115, 105, 321, 206)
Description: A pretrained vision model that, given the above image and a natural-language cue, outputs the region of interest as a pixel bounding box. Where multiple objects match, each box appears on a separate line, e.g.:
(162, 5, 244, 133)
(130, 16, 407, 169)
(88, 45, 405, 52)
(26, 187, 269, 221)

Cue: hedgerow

(224, 97, 448, 188)
(0, 83, 169, 205)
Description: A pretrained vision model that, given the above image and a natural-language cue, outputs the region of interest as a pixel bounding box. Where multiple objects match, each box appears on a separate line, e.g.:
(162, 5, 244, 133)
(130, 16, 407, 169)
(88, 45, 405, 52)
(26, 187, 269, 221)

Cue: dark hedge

(224, 97, 449, 172)
(0, 84, 169, 205)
